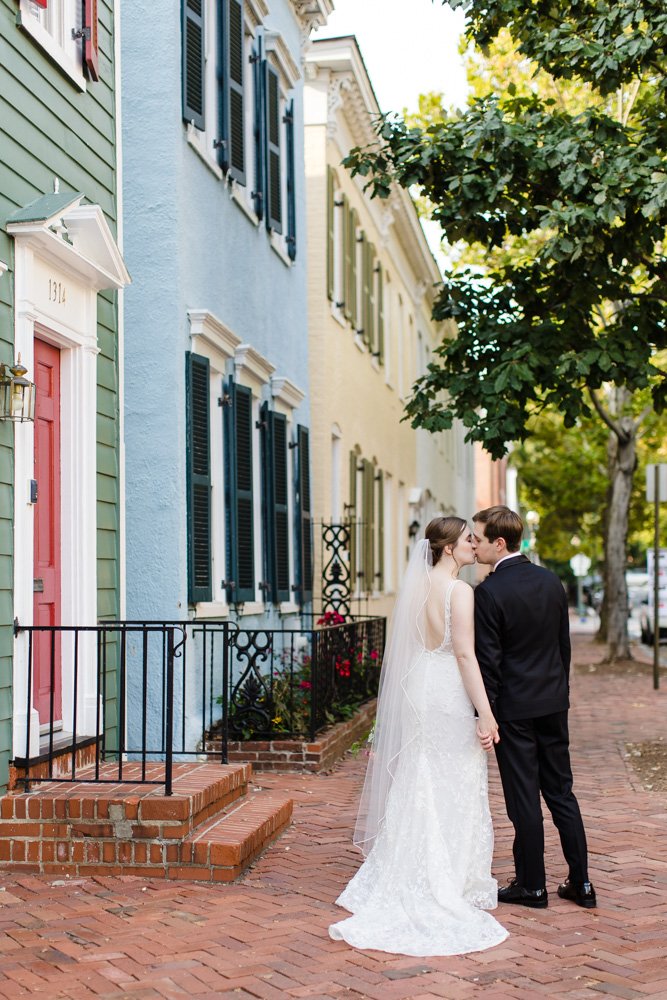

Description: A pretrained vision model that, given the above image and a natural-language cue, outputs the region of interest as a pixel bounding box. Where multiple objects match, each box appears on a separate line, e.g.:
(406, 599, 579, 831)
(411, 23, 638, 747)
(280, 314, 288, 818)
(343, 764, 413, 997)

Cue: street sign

(570, 554, 591, 578)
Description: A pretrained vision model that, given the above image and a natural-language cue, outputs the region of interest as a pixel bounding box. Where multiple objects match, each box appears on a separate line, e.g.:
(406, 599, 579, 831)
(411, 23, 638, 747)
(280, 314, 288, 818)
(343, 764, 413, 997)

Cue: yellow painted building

(304, 36, 475, 618)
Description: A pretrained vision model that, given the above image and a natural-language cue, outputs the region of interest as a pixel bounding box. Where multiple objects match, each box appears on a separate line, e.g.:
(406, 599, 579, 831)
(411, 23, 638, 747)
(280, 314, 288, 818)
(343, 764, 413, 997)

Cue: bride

(329, 516, 509, 956)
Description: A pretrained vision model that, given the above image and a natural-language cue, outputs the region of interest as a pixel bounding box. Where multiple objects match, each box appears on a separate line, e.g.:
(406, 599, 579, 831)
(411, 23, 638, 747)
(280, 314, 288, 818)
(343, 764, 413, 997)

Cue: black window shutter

(182, 0, 205, 130)
(285, 98, 296, 259)
(327, 167, 335, 300)
(377, 468, 384, 591)
(296, 425, 313, 604)
(348, 450, 357, 590)
(186, 352, 212, 603)
(265, 63, 282, 233)
(365, 242, 376, 350)
(348, 209, 364, 331)
(224, 379, 255, 603)
(361, 237, 369, 343)
(218, 0, 245, 182)
(261, 406, 290, 603)
(342, 195, 352, 320)
(376, 264, 385, 364)
(362, 459, 375, 593)
(252, 36, 265, 220)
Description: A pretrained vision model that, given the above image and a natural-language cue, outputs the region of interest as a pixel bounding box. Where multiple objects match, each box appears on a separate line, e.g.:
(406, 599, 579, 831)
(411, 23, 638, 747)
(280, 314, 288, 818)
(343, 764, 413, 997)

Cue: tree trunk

(598, 390, 637, 661)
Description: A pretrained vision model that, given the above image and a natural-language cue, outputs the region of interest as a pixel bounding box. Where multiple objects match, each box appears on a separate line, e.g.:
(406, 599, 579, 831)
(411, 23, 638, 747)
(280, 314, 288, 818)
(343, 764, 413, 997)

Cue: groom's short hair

(473, 506, 523, 552)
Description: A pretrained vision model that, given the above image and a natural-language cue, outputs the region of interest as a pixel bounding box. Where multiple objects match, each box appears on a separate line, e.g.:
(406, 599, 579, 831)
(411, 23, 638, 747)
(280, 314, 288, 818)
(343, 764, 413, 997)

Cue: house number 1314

(48, 279, 66, 304)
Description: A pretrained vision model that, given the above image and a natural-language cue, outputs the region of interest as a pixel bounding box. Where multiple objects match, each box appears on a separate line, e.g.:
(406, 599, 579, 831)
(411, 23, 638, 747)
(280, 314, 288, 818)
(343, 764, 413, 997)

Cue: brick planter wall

(206, 699, 377, 773)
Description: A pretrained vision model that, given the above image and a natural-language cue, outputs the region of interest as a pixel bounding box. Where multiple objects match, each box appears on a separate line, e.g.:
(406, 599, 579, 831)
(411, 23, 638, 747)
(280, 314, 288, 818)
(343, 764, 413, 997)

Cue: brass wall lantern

(0, 355, 36, 422)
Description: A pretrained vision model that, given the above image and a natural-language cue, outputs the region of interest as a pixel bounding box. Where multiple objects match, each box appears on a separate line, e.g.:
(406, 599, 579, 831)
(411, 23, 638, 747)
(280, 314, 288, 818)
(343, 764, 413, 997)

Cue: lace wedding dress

(329, 580, 508, 956)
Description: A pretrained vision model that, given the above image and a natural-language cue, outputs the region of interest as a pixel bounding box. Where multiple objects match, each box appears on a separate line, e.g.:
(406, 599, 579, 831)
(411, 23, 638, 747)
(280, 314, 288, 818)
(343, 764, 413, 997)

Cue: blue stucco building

(121, 1, 333, 748)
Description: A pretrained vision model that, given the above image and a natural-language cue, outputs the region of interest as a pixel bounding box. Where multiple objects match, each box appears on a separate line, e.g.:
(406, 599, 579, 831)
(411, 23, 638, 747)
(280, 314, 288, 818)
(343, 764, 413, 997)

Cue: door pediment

(7, 193, 131, 291)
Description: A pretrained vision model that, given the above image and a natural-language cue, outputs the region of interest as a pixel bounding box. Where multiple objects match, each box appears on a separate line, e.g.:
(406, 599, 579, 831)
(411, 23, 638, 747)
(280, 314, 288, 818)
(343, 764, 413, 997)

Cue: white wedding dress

(329, 580, 508, 956)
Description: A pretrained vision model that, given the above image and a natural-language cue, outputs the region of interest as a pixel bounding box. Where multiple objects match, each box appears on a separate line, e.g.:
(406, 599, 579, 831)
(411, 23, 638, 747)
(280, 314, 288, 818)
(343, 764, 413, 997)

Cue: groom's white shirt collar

(492, 552, 523, 572)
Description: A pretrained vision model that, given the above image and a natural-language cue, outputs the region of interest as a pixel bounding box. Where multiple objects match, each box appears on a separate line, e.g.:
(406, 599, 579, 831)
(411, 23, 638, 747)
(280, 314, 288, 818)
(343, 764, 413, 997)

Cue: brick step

(180, 791, 293, 879)
(0, 761, 292, 881)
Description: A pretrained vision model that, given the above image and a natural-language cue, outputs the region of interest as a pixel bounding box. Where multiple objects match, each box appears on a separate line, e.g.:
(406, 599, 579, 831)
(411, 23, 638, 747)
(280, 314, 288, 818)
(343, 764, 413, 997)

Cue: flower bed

(217, 612, 384, 743)
(205, 698, 377, 773)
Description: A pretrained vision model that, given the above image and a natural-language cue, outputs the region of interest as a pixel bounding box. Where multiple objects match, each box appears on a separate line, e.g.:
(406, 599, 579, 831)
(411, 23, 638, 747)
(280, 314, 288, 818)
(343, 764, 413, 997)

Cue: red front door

(33, 337, 62, 724)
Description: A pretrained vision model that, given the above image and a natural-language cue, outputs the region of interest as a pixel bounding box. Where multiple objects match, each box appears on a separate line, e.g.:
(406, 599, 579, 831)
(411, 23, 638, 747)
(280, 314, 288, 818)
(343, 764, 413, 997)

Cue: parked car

(639, 600, 667, 645)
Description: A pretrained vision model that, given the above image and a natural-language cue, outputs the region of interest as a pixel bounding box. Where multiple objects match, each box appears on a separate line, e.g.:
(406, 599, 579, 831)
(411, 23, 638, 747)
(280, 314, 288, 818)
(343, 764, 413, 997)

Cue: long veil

(353, 538, 432, 855)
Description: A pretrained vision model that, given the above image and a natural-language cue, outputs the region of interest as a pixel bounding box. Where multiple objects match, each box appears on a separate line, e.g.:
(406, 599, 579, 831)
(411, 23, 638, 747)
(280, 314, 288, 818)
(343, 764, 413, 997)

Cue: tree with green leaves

(346, 0, 667, 660)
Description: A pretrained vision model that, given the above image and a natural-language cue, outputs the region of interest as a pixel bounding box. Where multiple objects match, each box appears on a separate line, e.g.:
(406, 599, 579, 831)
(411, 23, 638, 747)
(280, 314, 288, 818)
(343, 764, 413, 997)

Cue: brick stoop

(0, 761, 292, 882)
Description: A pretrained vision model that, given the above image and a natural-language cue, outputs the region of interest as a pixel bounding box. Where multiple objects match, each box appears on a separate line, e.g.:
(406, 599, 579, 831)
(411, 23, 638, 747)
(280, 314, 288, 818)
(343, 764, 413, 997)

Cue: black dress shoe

(498, 879, 548, 908)
(557, 878, 597, 908)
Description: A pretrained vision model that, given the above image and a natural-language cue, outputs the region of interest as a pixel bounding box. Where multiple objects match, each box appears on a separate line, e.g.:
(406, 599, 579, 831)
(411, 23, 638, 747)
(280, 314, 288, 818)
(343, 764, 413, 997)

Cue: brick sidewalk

(0, 632, 666, 1000)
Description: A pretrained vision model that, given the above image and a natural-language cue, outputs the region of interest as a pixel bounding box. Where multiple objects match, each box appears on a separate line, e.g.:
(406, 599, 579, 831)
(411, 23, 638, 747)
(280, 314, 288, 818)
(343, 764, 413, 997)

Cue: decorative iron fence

(13, 615, 385, 794)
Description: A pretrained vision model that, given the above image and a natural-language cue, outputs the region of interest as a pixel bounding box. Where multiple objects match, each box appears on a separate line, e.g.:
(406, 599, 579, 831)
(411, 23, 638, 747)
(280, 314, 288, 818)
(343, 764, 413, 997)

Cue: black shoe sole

(498, 896, 548, 909)
(557, 890, 596, 908)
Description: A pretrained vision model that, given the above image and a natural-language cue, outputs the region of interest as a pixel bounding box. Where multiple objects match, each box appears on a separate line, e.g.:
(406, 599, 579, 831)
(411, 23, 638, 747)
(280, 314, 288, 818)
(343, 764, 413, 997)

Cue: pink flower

(370, 650, 379, 661)
(299, 680, 312, 690)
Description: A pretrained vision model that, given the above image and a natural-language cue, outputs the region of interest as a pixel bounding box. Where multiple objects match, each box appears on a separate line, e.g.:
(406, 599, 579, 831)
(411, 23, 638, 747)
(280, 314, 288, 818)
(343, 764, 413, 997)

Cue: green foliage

(344, 1, 667, 460)
(513, 387, 667, 569)
(442, 0, 667, 97)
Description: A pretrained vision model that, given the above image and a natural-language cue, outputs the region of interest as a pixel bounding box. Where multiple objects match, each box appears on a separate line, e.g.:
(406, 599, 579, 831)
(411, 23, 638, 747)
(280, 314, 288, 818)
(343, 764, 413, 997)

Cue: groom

(472, 505, 596, 910)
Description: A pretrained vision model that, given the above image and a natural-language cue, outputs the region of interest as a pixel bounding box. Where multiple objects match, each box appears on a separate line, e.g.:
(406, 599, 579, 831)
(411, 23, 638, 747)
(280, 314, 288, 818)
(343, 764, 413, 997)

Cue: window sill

(331, 304, 346, 328)
(193, 601, 231, 619)
(279, 601, 300, 616)
(270, 231, 293, 267)
(231, 183, 260, 227)
(238, 601, 265, 616)
(17, 4, 86, 91)
(186, 125, 224, 181)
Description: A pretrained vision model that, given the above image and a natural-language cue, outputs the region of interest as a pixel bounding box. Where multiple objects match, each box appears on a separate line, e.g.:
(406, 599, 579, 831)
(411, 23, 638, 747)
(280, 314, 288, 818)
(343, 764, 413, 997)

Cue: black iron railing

(13, 615, 385, 794)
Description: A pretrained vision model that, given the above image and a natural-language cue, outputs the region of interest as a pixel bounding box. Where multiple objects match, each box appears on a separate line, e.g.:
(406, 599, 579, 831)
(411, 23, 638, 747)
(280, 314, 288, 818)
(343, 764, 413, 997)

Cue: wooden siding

(0, 0, 120, 787)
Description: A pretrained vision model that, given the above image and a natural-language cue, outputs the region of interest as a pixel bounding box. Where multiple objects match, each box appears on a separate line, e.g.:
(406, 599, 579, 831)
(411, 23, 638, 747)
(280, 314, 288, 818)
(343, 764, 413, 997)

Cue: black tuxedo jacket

(474, 554, 571, 721)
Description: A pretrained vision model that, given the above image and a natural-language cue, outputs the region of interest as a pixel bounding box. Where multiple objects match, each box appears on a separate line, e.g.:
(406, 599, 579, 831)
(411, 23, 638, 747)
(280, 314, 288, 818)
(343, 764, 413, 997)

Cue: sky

(314, 0, 469, 116)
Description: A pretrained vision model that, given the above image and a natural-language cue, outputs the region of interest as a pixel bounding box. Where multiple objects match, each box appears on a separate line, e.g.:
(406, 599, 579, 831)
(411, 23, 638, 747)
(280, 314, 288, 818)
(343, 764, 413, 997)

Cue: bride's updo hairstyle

(425, 516, 468, 566)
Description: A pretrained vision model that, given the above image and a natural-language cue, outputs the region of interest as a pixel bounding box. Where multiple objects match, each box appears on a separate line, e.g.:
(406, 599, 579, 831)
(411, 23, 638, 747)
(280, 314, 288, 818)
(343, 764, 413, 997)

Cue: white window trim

(270, 230, 292, 267)
(271, 375, 305, 410)
(263, 29, 301, 90)
(227, 180, 258, 225)
(18, 0, 86, 91)
(187, 124, 224, 181)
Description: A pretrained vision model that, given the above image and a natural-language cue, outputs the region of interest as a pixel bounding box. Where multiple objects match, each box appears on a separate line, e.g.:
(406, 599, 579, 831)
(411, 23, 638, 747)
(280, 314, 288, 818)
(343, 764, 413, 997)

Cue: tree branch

(633, 404, 652, 433)
(621, 79, 642, 125)
(588, 387, 623, 438)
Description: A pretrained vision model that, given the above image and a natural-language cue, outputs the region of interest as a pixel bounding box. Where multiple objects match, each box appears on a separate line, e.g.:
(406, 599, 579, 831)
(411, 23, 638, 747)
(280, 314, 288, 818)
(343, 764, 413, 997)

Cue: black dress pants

(494, 711, 589, 890)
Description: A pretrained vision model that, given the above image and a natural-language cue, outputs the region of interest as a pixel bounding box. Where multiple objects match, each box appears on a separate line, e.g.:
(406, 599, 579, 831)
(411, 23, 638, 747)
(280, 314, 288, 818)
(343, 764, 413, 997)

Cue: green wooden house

(0, 0, 129, 793)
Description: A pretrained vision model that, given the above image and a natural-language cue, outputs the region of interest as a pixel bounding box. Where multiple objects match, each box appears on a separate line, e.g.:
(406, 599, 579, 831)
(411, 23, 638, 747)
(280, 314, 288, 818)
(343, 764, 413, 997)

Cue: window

(186, 326, 308, 611)
(260, 403, 290, 603)
(348, 451, 384, 596)
(19, 0, 99, 87)
(186, 353, 213, 603)
(327, 187, 385, 365)
(182, 1, 298, 256)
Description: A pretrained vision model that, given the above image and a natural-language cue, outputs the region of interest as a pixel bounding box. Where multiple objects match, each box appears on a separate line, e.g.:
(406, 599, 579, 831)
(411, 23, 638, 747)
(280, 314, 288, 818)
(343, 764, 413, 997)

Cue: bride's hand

(476, 714, 500, 753)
